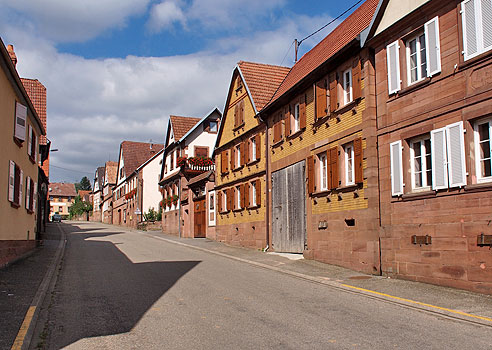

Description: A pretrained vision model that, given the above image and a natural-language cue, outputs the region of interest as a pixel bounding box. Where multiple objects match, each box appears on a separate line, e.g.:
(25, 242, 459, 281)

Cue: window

(475, 118, 492, 181)
(319, 152, 328, 190)
(343, 69, 353, 105)
(209, 121, 218, 133)
(406, 33, 427, 84)
(27, 125, 37, 161)
(120, 167, 124, 179)
(170, 152, 174, 171)
(195, 146, 208, 158)
(235, 185, 241, 209)
(251, 181, 257, 207)
(25, 177, 36, 213)
(410, 137, 432, 189)
(344, 144, 354, 185)
(251, 136, 256, 161)
(235, 144, 241, 168)
(293, 103, 300, 132)
(8, 161, 23, 207)
(462, 0, 492, 60)
(14, 102, 27, 142)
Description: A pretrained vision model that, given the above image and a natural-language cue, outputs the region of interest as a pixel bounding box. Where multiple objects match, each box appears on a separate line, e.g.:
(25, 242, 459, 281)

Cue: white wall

(375, 0, 430, 36)
(142, 153, 163, 213)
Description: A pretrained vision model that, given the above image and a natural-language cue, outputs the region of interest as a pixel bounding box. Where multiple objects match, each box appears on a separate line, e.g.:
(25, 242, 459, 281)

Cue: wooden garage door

(272, 161, 306, 253)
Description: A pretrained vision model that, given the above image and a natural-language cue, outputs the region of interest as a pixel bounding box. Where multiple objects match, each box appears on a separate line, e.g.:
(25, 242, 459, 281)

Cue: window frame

(318, 152, 328, 191)
(251, 181, 257, 207)
(409, 135, 432, 190)
(251, 136, 257, 161)
(406, 31, 427, 85)
(474, 117, 492, 183)
(235, 185, 241, 210)
(344, 143, 355, 186)
(293, 103, 300, 133)
(343, 68, 353, 105)
(235, 144, 241, 169)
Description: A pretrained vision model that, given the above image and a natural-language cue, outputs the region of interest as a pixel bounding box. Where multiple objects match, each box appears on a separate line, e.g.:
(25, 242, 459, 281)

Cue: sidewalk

(0, 224, 62, 350)
(143, 230, 492, 326)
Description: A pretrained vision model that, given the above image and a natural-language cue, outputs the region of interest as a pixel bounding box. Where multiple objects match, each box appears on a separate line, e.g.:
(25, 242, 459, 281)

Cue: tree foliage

(143, 207, 161, 222)
(69, 195, 93, 218)
(75, 176, 92, 192)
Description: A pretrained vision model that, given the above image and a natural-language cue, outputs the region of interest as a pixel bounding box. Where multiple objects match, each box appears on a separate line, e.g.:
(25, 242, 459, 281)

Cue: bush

(143, 207, 159, 222)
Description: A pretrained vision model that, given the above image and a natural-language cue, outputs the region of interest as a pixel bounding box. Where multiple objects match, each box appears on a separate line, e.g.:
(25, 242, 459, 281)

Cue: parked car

(52, 214, 62, 222)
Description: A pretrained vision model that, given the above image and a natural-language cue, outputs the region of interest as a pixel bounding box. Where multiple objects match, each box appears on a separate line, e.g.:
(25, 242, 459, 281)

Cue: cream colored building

(0, 40, 46, 266)
(49, 183, 77, 219)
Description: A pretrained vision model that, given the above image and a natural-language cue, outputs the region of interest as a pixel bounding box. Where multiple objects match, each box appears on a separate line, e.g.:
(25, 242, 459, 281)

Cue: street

(35, 222, 492, 349)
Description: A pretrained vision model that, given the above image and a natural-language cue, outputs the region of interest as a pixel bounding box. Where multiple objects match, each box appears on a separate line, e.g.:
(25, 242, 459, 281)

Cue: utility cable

(50, 164, 93, 175)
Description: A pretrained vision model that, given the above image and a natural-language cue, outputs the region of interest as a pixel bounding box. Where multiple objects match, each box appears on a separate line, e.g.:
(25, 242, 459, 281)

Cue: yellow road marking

(11, 306, 36, 350)
(341, 284, 492, 323)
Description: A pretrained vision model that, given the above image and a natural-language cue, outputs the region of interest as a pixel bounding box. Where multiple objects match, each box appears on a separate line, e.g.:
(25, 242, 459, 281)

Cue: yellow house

(214, 61, 289, 249)
(48, 183, 77, 219)
(0, 40, 46, 266)
(257, 0, 380, 274)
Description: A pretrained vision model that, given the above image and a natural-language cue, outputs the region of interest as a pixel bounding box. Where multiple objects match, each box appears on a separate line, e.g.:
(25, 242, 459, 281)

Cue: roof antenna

(294, 39, 299, 63)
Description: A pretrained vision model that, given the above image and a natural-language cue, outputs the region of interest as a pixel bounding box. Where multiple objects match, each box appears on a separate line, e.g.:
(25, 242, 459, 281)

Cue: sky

(0, 0, 361, 185)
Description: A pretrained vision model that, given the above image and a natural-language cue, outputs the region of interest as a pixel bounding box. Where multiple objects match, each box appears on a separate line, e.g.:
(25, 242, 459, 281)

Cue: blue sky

(0, 0, 361, 184)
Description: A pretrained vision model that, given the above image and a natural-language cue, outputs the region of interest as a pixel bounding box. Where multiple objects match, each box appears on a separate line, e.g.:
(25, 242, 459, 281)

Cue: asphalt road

(36, 222, 492, 349)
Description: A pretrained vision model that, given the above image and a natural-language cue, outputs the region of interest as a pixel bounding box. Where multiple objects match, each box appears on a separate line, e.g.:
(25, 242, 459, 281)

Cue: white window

(406, 33, 427, 84)
(343, 69, 353, 105)
(223, 190, 228, 211)
(236, 144, 241, 168)
(462, 0, 492, 60)
(410, 137, 432, 189)
(208, 191, 216, 226)
(293, 103, 300, 132)
(251, 182, 257, 206)
(344, 144, 354, 185)
(319, 152, 328, 190)
(209, 121, 218, 132)
(251, 137, 257, 161)
(235, 185, 241, 209)
(474, 118, 492, 182)
(15, 102, 27, 141)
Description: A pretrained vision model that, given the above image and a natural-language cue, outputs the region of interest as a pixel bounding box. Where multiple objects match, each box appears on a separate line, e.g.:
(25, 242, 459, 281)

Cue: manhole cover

(348, 276, 372, 280)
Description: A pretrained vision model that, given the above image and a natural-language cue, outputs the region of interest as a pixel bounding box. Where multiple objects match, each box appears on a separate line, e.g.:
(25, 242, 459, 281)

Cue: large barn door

(272, 161, 306, 253)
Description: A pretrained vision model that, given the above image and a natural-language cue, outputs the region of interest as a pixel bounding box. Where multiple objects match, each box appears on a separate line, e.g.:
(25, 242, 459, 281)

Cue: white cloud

(0, 0, 151, 42)
(148, 1, 186, 32)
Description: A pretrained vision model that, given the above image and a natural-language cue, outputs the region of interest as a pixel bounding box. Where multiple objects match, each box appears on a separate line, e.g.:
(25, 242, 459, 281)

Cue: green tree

(75, 176, 92, 192)
(69, 195, 93, 219)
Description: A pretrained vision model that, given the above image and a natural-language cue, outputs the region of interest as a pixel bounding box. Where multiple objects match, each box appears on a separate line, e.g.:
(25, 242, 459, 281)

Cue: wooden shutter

(19, 169, 23, 206)
(241, 142, 246, 166)
(234, 104, 239, 128)
(329, 74, 338, 113)
(221, 151, 228, 173)
(390, 141, 404, 195)
(354, 138, 363, 184)
(27, 125, 33, 157)
(255, 134, 261, 160)
(33, 181, 37, 212)
(32, 133, 37, 162)
(307, 155, 315, 195)
(425, 17, 441, 76)
(218, 191, 223, 212)
(285, 106, 291, 137)
(247, 139, 251, 163)
(446, 121, 467, 187)
(227, 188, 233, 211)
(326, 151, 332, 190)
(255, 179, 261, 207)
(316, 79, 327, 120)
(386, 40, 401, 94)
(462, 0, 478, 60)
(431, 128, 448, 190)
(329, 147, 339, 190)
(230, 147, 235, 170)
(8, 160, 15, 202)
(26, 176, 31, 210)
(240, 184, 246, 209)
(300, 95, 306, 129)
(240, 100, 245, 125)
(245, 183, 250, 207)
(352, 58, 362, 100)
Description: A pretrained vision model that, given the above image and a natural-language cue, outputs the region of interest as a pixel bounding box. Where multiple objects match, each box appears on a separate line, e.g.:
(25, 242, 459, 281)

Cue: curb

(12, 224, 67, 350)
(145, 232, 492, 329)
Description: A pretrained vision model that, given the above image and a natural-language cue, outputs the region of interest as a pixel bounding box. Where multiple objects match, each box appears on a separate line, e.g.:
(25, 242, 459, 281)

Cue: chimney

(7, 45, 17, 68)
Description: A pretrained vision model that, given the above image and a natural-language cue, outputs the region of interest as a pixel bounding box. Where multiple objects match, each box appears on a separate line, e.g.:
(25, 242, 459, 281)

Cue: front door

(194, 199, 206, 238)
(272, 161, 306, 253)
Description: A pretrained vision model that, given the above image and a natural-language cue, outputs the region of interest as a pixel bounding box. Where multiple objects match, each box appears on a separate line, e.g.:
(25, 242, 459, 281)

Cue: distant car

(52, 214, 62, 222)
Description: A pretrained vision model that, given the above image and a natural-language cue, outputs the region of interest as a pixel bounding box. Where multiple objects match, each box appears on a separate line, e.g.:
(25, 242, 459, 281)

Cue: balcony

(177, 156, 215, 175)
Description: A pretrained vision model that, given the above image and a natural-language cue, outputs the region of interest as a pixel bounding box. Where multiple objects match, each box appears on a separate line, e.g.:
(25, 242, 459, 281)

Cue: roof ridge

(238, 60, 291, 70)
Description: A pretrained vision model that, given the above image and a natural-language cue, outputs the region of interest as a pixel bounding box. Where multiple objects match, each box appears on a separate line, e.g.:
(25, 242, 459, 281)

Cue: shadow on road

(46, 223, 200, 349)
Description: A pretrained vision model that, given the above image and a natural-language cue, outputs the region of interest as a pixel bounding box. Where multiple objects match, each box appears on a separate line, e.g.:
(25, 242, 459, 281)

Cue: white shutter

(446, 121, 467, 187)
(15, 102, 27, 141)
(19, 169, 23, 206)
(26, 176, 31, 210)
(462, 0, 479, 59)
(425, 16, 441, 76)
(27, 125, 33, 157)
(386, 41, 401, 95)
(33, 182, 38, 212)
(8, 160, 15, 202)
(390, 141, 404, 196)
(431, 127, 448, 190)
(481, 0, 492, 51)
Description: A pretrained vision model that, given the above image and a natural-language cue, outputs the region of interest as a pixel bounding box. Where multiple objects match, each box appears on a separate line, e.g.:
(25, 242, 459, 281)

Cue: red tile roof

(238, 61, 290, 111)
(104, 161, 118, 184)
(268, 0, 379, 105)
(121, 141, 164, 176)
(170, 115, 202, 140)
(49, 183, 77, 197)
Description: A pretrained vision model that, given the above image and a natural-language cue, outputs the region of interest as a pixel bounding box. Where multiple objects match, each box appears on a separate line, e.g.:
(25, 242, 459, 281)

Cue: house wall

(0, 58, 41, 251)
(372, 0, 492, 294)
(375, 0, 431, 36)
(265, 48, 380, 274)
(142, 154, 162, 214)
(215, 72, 268, 250)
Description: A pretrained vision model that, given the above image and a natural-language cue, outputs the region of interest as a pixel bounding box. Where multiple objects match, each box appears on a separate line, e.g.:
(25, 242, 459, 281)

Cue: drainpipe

(178, 176, 182, 238)
(264, 122, 270, 251)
